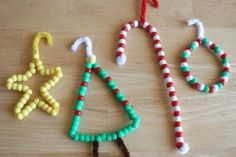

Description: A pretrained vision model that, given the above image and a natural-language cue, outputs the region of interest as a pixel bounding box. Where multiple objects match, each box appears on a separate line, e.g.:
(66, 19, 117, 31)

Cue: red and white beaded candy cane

(115, 0, 189, 154)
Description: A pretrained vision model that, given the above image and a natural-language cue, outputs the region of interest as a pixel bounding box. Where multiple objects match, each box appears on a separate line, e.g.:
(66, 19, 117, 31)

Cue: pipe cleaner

(115, 0, 189, 154)
(68, 36, 141, 157)
(6, 32, 63, 120)
(180, 19, 230, 93)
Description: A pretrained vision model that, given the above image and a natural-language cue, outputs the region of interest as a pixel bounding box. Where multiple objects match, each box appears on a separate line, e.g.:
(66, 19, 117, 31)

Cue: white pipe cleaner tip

(177, 143, 189, 155)
(187, 18, 201, 26)
(116, 54, 127, 65)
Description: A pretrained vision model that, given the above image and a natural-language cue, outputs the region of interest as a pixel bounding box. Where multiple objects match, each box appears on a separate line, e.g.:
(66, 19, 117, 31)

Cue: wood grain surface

(0, 0, 236, 157)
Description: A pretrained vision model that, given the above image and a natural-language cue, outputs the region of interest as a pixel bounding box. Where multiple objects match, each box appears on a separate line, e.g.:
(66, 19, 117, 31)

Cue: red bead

(193, 83, 200, 89)
(173, 111, 180, 116)
(222, 67, 229, 72)
(105, 76, 112, 83)
(196, 38, 202, 44)
(119, 34, 126, 39)
(169, 91, 176, 97)
(80, 81, 88, 87)
(176, 142, 183, 149)
(157, 56, 164, 62)
(181, 58, 187, 63)
(174, 121, 181, 127)
(150, 32, 157, 38)
(74, 110, 82, 116)
(175, 131, 183, 137)
(153, 39, 160, 45)
(172, 101, 179, 107)
(85, 68, 91, 73)
(94, 67, 101, 74)
(77, 95, 85, 101)
(161, 64, 168, 70)
(183, 71, 190, 77)
(128, 21, 134, 27)
(209, 86, 214, 93)
(146, 25, 151, 32)
(163, 73, 170, 79)
(219, 79, 225, 85)
(112, 88, 120, 95)
(156, 47, 163, 52)
(220, 53, 227, 59)
(121, 26, 128, 32)
(167, 82, 173, 88)
(118, 43, 125, 48)
(116, 51, 123, 57)
(121, 100, 129, 107)
(210, 43, 216, 49)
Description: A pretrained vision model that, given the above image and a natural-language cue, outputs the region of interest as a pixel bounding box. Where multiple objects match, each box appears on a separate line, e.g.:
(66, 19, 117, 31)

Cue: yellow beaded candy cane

(6, 32, 63, 120)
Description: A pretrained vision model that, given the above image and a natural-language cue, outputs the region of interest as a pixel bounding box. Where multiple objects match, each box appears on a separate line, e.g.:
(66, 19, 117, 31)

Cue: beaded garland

(115, 0, 189, 154)
(180, 19, 230, 93)
(6, 32, 63, 120)
(69, 36, 140, 157)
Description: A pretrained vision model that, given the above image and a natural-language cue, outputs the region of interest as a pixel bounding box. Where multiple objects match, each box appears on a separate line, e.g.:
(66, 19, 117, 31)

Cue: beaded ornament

(6, 32, 63, 120)
(69, 36, 141, 157)
(180, 19, 230, 93)
(115, 0, 189, 154)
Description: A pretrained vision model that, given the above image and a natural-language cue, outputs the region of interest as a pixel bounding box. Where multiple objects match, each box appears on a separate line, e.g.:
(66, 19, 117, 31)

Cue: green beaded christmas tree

(68, 36, 140, 157)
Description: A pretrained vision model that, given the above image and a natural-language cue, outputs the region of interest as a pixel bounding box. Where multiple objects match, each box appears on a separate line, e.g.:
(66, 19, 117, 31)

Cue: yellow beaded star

(6, 32, 63, 120)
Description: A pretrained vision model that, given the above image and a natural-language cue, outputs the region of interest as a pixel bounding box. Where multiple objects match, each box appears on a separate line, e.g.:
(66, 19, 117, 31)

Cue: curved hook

(32, 32, 53, 60)
(187, 18, 204, 39)
(71, 36, 96, 64)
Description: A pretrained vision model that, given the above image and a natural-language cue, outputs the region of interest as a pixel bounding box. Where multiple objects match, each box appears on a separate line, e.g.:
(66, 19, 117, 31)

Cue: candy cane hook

(71, 36, 96, 64)
(188, 18, 205, 39)
(32, 32, 53, 60)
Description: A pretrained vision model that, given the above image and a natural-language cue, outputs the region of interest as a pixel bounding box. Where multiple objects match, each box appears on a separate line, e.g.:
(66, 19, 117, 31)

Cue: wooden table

(0, 0, 235, 156)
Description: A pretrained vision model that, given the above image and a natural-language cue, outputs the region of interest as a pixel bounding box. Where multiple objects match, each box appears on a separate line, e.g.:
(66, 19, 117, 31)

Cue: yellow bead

(48, 98, 55, 105)
(17, 84, 23, 91)
(42, 103, 48, 110)
(17, 75, 22, 81)
(30, 68, 36, 74)
(26, 89, 32, 95)
(52, 102, 59, 108)
(6, 83, 12, 90)
(30, 102, 37, 109)
(22, 75, 28, 81)
(22, 86, 29, 92)
(44, 83, 51, 89)
(40, 87, 46, 92)
(25, 106, 33, 112)
(44, 69, 50, 75)
(25, 71, 32, 78)
(35, 60, 42, 66)
(12, 83, 18, 90)
(22, 110, 29, 117)
(37, 101, 44, 108)
(51, 110, 58, 116)
(52, 77, 59, 83)
(12, 75, 17, 81)
(34, 98, 40, 103)
(7, 78, 14, 83)
(45, 106, 52, 113)
(14, 107, 21, 114)
(48, 80, 55, 86)
(17, 113, 23, 120)
(16, 102, 24, 108)
(29, 63, 35, 69)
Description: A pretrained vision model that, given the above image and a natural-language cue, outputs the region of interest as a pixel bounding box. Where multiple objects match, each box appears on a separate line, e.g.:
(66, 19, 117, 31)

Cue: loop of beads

(115, 20, 189, 154)
(180, 37, 230, 93)
(69, 61, 141, 143)
(6, 32, 63, 120)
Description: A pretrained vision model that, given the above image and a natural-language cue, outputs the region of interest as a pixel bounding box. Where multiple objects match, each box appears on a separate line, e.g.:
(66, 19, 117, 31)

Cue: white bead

(142, 21, 149, 28)
(163, 67, 170, 73)
(173, 106, 180, 112)
(174, 116, 182, 122)
(157, 51, 165, 56)
(116, 54, 126, 65)
(167, 86, 175, 92)
(159, 60, 167, 65)
(133, 20, 139, 27)
(177, 143, 189, 154)
(180, 62, 188, 68)
(170, 96, 178, 101)
(125, 24, 131, 31)
(153, 35, 160, 40)
(154, 43, 162, 49)
(186, 75, 193, 81)
(175, 127, 183, 132)
(150, 27, 157, 33)
(199, 83, 205, 91)
(120, 30, 127, 36)
(176, 137, 184, 143)
(117, 47, 125, 53)
(165, 77, 173, 83)
(119, 39, 126, 44)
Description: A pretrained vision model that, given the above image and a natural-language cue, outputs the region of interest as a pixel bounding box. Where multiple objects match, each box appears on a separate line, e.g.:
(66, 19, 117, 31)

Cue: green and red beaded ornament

(180, 19, 230, 93)
(68, 36, 140, 157)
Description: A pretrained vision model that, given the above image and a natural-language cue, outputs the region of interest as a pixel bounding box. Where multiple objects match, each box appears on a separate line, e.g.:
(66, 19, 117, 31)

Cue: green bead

(181, 51, 190, 58)
(96, 135, 102, 142)
(78, 86, 87, 96)
(101, 133, 107, 141)
(115, 92, 123, 100)
(181, 66, 190, 72)
(221, 71, 229, 77)
(214, 46, 221, 54)
(217, 82, 223, 90)
(203, 85, 209, 93)
(124, 104, 132, 111)
(126, 125, 134, 132)
(75, 100, 84, 110)
(90, 135, 95, 142)
(107, 81, 116, 89)
(189, 78, 198, 85)
(99, 70, 108, 80)
(69, 130, 76, 137)
(73, 134, 79, 141)
(221, 58, 229, 64)
(134, 117, 141, 124)
(84, 134, 90, 142)
(85, 63, 92, 69)
(82, 72, 91, 82)
(111, 133, 117, 140)
(122, 128, 129, 136)
(92, 63, 99, 69)
(191, 41, 198, 50)
(73, 115, 80, 122)
(70, 124, 78, 132)
(117, 130, 124, 138)
(79, 134, 85, 142)
(202, 37, 209, 45)
(106, 134, 112, 141)
(117, 96, 126, 103)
